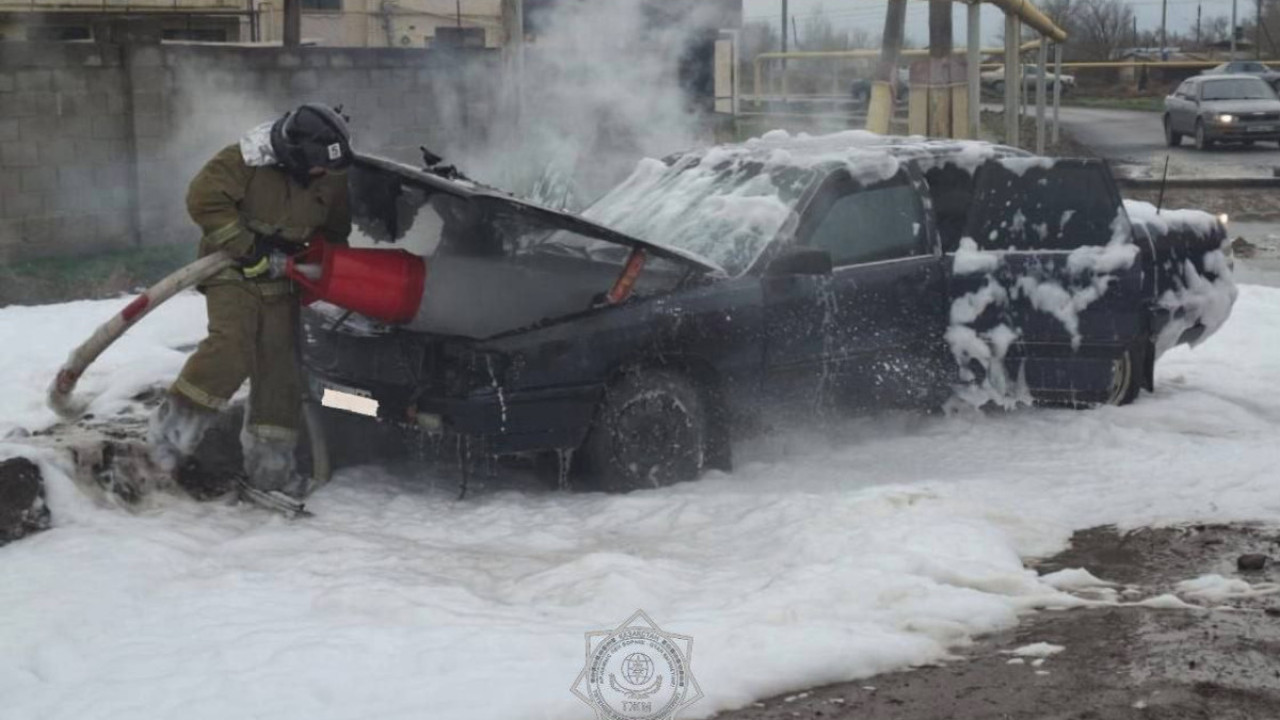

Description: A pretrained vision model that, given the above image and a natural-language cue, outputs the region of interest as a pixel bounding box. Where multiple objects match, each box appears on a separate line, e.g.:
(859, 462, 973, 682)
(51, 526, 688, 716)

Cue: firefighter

(148, 103, 353, 505)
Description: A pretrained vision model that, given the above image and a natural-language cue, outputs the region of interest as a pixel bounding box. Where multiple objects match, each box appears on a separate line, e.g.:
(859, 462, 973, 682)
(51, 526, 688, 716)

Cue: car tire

(577, 369, 707, 493)
(1104, 346, 1142, 406)
(1164, 115, 1182, 146)
(1195, 120, 1213, 150)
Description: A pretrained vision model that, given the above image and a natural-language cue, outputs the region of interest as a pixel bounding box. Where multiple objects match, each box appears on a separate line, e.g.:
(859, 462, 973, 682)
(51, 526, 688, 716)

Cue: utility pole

(781, 0, 788, 98)
(1132, 16, 1138, 48)
(928, 0, 954, 137)
(868, 0, 907, 134)
(1196, 4, 1202, 47)
(283, 0, 300, 46)
(1258, 0, 1264, 59)
(1231, 0, 1238, 59)
(1160, 0, 1168, 59)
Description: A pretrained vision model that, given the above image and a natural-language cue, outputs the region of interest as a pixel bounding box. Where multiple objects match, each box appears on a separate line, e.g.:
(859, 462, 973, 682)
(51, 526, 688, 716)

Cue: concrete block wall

(0, 39, 498, 264)
(0, 43, 135, 262)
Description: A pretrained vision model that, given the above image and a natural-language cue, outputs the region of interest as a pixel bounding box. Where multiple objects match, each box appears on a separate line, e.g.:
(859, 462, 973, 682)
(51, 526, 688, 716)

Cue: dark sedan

(1164, 74, 1280, 149)
(302, 135, 1235, 491)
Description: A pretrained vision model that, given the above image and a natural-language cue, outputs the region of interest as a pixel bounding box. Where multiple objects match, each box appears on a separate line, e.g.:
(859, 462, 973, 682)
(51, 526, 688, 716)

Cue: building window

(302, 0, 342, 11)
(26, 25, 92, 41)
(163, 28, 229, 42)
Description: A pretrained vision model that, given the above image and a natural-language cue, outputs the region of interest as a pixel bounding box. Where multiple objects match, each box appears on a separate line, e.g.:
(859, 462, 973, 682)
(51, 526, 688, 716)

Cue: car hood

(1200, 98, 1280, 113)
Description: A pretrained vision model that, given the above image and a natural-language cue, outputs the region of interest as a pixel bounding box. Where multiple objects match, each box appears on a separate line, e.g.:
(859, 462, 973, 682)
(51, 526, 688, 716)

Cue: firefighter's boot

(147, 393, 218, 472)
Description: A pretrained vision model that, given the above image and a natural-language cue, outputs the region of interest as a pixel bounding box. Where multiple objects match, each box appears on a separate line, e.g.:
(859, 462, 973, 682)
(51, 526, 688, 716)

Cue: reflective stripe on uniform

(204, 221, 245, 248)
(245, 424, 298, 443)
(172, 376, 230, 411)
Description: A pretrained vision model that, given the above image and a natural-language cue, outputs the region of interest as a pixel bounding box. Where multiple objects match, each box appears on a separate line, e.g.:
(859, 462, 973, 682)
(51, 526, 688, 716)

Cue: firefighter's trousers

(170, 278, 301, 443)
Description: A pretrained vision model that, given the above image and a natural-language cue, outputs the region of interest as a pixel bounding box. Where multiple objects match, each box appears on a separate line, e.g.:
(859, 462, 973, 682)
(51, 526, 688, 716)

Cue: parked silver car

(1201, 60, 1280, 89)
(1164, 74, 1280, 150)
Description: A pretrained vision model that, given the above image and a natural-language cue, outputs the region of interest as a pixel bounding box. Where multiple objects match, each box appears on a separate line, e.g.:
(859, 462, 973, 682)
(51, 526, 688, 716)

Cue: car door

(762, 168, 948, 413)
(1169, 81, 1192, 132)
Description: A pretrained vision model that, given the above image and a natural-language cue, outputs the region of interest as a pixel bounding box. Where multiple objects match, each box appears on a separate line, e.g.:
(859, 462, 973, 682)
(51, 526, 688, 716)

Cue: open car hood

(353, 154, 725, 277)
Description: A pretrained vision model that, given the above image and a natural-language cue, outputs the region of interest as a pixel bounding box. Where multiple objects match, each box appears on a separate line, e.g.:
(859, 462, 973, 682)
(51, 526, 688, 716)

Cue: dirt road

(1056, 106, 1280, 179)
(713, 525, 1280, 720)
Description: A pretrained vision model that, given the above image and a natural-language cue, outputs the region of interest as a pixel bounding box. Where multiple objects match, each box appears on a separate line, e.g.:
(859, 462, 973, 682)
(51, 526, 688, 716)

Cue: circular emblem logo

(622, 652, 654, 685)
(572, 610, 703, 720)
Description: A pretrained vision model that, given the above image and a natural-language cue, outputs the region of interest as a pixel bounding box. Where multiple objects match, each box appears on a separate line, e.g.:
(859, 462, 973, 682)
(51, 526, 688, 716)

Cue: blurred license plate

(321, 386, 379, 417)
(1247, 125, 1275, 132)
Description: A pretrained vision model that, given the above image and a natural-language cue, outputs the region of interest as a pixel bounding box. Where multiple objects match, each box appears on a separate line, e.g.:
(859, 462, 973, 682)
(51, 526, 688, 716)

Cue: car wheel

(578, 369, 707, 493)
(1195, 120, 1213, 150)
(1164, 115, 1182, 147)
(1104, 347, 1141, 406)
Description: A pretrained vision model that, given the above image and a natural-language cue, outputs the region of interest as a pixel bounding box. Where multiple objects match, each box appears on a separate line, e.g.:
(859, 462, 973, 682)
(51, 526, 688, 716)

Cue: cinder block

(132, 91, 165, 115)
(304, 52, 328, 69)
(0, 171, 18, 195)
(20, 167, 57, 193)
(32, 92, 58, 117)
(57, 165, 95, 193)
(2, 193, 44, 219)
(0, 119, 17, 142)
(37, 139, 79, 166)
(0, 93, 36, 119)
(58, 116, 94, 139)
(19, 215, 58, 244)
(330, 53, 355, 69)
(53, 92, 89, 117)
(0, 73, 13, 93)
(130, 45, 164, 68)
(52, 70, 89, 94)
(0, 218, 19, 247)
(132, 112, 166, 138)
(16, 70, 53, 92)
(92, 164, 128, 187)
(0, 141, 38, 167)
(92, 115, 127, 139)
(130, 66, 167, 90)
(289, 70, 319, 93)
(106, 92, 128, 116)
(277, 52, 302, 68)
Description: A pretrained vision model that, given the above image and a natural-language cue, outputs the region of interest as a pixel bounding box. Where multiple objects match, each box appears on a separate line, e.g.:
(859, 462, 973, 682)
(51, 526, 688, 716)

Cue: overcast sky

(742, 0, 1247, 47)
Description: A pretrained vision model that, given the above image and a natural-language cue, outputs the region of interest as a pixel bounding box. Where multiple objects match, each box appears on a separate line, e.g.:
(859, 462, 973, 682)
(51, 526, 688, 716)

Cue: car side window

(1175, 81, 1191, 98)
(803, 174, 927, 266)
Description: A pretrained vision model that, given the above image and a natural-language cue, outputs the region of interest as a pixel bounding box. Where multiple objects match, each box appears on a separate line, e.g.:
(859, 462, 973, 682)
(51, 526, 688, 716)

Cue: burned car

(302, 134, 1236, 490)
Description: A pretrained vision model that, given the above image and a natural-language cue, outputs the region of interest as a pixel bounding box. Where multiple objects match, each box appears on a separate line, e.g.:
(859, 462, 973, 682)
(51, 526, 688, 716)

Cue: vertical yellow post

(868, 0, 907, 134)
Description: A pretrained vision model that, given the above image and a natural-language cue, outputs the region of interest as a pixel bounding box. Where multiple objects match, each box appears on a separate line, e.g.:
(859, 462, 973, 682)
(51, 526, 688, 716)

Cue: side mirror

(765, 247, 833, 277)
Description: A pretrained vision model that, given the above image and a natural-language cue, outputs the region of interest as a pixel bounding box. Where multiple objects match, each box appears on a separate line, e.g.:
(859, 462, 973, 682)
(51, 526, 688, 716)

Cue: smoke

(135, 1, 723, 246)
(447, 0, 723, 209)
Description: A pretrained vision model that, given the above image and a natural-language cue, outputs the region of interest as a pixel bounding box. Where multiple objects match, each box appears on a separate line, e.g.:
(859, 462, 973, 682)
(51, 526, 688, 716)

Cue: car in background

(304, 136, 1234, 491)
(1164, 73, 1280, 149)
(850, 68, 909, 106)
(980, 64, 1076, 95)
(1201, 60, 1280, 89)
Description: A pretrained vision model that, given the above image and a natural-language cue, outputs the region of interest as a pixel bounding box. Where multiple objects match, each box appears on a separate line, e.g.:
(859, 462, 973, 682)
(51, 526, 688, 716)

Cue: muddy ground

(714, 525, 1280, 720)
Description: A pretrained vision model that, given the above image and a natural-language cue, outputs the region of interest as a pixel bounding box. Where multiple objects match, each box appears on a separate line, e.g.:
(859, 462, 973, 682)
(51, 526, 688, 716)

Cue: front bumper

(308, 370, 603, 455)
(1205, 121, 1280, 141)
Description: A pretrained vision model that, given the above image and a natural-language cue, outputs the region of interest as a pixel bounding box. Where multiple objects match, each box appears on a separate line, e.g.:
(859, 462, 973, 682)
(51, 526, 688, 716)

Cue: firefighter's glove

(238, 234, 284, 279)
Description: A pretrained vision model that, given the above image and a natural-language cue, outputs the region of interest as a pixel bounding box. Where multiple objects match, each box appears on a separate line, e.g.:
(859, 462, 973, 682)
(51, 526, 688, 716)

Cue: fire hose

(45, 250, 331, 489)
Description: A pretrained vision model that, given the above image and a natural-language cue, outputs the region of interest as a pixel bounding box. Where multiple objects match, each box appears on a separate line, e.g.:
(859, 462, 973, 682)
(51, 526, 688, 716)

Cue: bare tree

(802, 4, 851, 51)
(742, 20, 781, 61)
(1073, 0, 1135, 60)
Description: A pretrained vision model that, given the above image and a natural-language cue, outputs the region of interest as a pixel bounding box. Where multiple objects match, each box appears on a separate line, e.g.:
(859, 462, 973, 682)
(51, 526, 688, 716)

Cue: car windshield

(1202, 78, 1277, 100)
(583, 150, 819, 276)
